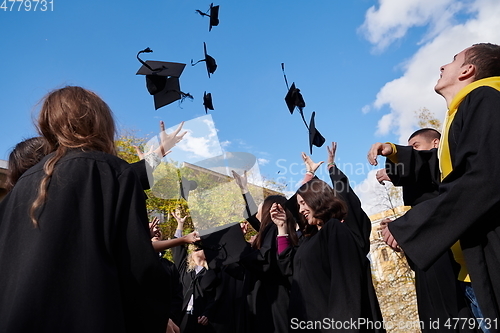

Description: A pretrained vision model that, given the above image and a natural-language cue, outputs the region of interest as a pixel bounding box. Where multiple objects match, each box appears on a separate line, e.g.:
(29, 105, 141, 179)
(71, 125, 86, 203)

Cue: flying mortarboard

(136, 47, 193, 110)
(281, 63, 325, 154)
(195, 3, 220, 32)
(195, 222, 251, 269)
(180, 176, 198, 201)
(203, 92, 214, 114)
(284, 82, 305, 114)
(308, 112, 326, 154)
(191, 42, 217, 78)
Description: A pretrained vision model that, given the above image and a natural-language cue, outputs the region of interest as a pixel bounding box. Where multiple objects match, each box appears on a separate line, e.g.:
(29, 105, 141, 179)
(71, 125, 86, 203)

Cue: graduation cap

(195, 3, 220, 31)
(191, 42, 217, 78)
(281, 63, 325, 154)
(180, 176, 198, 201)
(195, 222, 251, 269)
(308, 112, 326, 154)
(284, 82, 305, 114)
(136, 47, 193, 110)
(203, 92, 214, 114)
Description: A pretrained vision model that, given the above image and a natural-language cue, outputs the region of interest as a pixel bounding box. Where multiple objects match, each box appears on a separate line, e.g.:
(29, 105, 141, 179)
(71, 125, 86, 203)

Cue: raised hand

(172, 209, 187, 224)
(301, 152, 323, 174)
(367, 142, 394, 166)
(326, 142, 337, 166)
(231, 170, 249, 194)
(270, 203, 286, 228)
(376, 169, 391, 185)
(184, 231, 200, 244)
(157, 120, 187, 157)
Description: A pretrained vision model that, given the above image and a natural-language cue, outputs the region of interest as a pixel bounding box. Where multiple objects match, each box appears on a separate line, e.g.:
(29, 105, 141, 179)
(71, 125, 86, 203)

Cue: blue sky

(1, 0, 499, 214)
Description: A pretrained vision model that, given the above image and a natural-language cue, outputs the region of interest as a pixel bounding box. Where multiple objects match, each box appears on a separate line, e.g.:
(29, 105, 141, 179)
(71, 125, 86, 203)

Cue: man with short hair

(372, 129, 476, 332)
(375, 128, 441, 206)
(368, 43, 500, 329)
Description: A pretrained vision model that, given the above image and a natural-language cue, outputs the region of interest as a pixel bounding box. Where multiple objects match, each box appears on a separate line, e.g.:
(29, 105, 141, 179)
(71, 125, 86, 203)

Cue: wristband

(306, 171, 314, 176)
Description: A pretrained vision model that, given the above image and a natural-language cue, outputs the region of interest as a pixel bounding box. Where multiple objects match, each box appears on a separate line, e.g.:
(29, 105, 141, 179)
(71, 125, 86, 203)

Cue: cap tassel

(137, 47, 167, 72)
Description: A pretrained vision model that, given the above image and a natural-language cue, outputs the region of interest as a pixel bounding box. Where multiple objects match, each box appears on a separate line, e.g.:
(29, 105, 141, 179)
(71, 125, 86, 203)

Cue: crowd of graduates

(1, 42, 500, 333)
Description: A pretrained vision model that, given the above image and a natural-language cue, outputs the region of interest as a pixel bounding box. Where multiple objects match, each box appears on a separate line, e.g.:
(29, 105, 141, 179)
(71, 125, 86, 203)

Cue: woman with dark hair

(239, 194, 298, 333)
(272, 143, 384, 332)
(5, 136, 49, 191)
(0, 86, 175, 333)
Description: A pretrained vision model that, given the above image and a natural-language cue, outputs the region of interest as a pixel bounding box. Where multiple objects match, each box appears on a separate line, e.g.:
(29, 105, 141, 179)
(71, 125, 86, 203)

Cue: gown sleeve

(385, 145, 440, 206)
(103, 156, 171, 332)
(329, 165, 372, 255)
(242, 192, 260, 232)
(389, 87, 500, 270)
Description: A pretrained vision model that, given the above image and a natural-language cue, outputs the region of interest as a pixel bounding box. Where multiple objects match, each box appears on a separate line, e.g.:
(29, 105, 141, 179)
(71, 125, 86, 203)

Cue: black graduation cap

(308, 112, 326, 154)
(195, 3, 220, 32)
(191, 42, 217, 78)
(195, 222, 251, 269)
(203, 92, 214, 114)
(281, 63, 324, 154)
(284, 82, 306, 114)
(136, 48, 193, 110)
(180, 176, 198, 201)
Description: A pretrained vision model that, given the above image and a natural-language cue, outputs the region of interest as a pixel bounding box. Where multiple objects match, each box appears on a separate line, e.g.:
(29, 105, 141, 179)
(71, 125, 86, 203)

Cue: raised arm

(300, 152, 323, 185)
(327, 142, 372, 255)
(232, 170, 260, 231)
(367, 142, 395, 166)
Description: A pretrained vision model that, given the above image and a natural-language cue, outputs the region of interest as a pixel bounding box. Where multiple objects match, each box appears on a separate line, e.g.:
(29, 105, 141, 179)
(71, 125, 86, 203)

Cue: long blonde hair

(187, 244, 208, 272)
(30, 86, 117, 226)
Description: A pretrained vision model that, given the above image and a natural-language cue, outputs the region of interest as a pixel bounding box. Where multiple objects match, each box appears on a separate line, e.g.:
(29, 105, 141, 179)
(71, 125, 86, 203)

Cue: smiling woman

(272, 143, 385, 332)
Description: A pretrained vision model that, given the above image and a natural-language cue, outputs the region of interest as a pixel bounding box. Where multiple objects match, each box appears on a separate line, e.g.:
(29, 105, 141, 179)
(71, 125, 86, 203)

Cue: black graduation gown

(239, 223, 291, 333)
(279, 219, 385, 333)
(0, 150, 170, 333)
(385, 146, 475, 332)
(209, 263, 247, 333)
(242, 192, 261, 232)
(160, 257, 184, 326)
(385, 146, 440, 206)
(329, 166, 373, 255)
(172, 241, 219, 333)
(389, 86, 500, 326)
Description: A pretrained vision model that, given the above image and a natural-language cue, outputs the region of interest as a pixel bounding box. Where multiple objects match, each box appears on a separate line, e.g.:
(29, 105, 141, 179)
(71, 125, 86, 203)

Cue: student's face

(434, 47, 470, 95)
(297, 194, 319, 226)
(408, 135, 439, 150)
(192, 249, 206, 262)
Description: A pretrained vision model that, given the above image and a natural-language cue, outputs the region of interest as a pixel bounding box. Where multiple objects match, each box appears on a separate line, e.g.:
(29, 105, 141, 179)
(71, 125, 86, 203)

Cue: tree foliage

(415, 107, 442, 130)
(114, 131, 276, 258)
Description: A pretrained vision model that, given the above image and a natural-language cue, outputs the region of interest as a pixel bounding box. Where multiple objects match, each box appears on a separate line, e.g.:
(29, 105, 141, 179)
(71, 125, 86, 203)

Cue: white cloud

(363, 0, 500, 143)
(375, 113, 394, 136)
(359, 0, 462, 52)
(176, 130, 220, 159)
(356, 0, 500, 210)
(258, 158, 270, 166)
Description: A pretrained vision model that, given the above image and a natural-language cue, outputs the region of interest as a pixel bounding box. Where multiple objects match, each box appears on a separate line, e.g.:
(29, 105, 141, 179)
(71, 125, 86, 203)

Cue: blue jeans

(461, 282, 490, 333)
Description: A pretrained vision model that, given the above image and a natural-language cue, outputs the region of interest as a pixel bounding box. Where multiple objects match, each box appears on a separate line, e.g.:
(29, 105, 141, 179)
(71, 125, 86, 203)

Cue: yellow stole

(438, 76, 500, 282)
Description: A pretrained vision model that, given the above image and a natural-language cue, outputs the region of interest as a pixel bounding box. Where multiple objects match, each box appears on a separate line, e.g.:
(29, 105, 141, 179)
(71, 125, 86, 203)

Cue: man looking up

(368, 43, 500, 331)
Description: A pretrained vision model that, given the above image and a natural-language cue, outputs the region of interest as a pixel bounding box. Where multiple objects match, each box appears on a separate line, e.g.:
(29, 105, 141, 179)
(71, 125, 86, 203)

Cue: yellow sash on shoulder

(437, 76, 500, 282)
